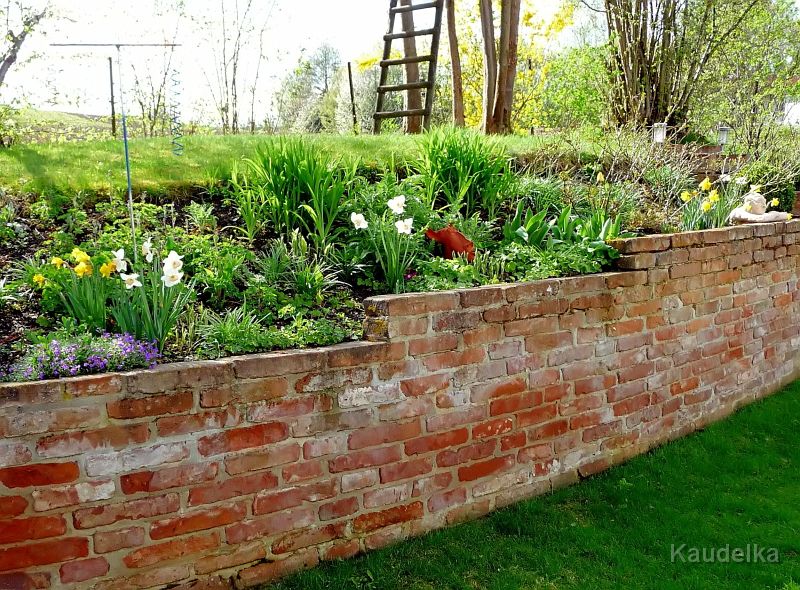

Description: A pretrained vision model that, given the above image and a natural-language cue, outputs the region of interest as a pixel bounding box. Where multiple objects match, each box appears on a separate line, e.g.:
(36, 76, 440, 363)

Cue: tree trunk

(446, 0, 465, 127)
(0, 9, 48, 88)
(478, 0, 497, 133)
(489, 0, 520, 133)
(399, 0, 423, 133)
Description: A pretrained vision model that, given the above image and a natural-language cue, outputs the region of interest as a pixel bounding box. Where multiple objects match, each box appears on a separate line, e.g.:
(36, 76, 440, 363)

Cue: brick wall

(2, 221, 800, 589)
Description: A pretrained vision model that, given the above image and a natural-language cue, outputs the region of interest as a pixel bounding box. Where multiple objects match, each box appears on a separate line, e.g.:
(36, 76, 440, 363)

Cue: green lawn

(0, 129, 587, 197)
(269, 383, 800, 590)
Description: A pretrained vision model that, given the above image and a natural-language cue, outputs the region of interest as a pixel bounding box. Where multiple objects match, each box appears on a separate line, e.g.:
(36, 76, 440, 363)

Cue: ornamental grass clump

(1, 333, 159, 382)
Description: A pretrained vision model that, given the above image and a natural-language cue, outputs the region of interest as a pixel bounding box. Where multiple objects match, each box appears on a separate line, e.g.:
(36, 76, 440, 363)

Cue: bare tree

(0, 1, 50, 89)
(602, 0, 762, 128)
(478, 0, 521, 133)
(446, 0, 464, 126)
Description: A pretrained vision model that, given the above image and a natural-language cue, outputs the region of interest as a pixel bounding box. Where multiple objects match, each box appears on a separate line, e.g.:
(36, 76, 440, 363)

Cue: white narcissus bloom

(141, 238, 154, 263)
(350, 212, 368, 230)
(735, 176, 748, 185)
(120, 273, 142, 289)
(387, 195, 406, 215)
(162, 251, 184, 274)
(395, 218, 413, 235)
(112, 248, 127, 273)
(161, 271, 184, 288)
(719, 174, 732, 183)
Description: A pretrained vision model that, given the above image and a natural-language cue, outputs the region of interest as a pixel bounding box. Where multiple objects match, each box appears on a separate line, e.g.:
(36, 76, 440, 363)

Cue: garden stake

(50, 42, 182, 262)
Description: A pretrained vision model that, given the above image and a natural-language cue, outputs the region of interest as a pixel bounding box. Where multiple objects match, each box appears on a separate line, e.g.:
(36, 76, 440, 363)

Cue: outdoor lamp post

(717, 125, 733, 146)
(652, 123, 668, 144)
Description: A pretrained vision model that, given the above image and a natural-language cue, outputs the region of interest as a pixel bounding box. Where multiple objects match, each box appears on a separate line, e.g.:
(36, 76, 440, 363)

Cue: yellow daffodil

(99, 261, 116, 278)
(745, 204, 753, 212)
(701, 200, 712, 213)
(596, 171, 605, 184)
(708, 189, 720, 203)
(771, 198, 779, 207)
(788, 213, 793, 220)
(74, 261, 93, 278)
(699, 177, 712, 192)
(70, 247, 90, 264)
(750, 185, 762, 193)
(32, 274, 46, 288)
(51, 257, 65, 268)
(680, 191, 692, 202)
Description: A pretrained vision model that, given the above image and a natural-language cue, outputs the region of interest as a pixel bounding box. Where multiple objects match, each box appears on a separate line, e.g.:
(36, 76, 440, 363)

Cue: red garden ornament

(424, 225, 476, 262)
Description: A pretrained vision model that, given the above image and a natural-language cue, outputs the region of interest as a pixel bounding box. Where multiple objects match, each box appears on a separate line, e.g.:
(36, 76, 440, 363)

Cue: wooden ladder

(373, 0, 444, 133)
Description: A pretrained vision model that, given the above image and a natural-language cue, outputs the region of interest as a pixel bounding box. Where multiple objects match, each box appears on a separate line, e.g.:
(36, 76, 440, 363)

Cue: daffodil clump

(351, 194, 419, 293)
(679, 177, 748, 231)
(27, 242, 192, 352)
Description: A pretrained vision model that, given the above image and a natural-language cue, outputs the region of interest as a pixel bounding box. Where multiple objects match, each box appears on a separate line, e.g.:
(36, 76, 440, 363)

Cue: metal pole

(347, 62, 358, 134)
(116, 45, 137, 263)
(108, 57, 117, 138)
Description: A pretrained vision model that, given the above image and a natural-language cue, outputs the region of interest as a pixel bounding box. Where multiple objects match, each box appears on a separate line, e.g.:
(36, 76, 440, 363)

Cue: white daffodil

(161, 271, 184, 288)
(395, 218, 413, 235)
(112, 248, 127, 273)
(120, 272, 142, 289)
(735, 176, 748, 185)
(350, 212, 368, 230)
(387, 195, 406, 215)
(162, 250, 184, 274)
(719, 174, 732, 183)
(141, 237, 154, 263)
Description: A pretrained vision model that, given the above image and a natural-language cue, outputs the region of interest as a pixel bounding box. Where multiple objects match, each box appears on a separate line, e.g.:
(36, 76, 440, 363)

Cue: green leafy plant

(504, 203, 550, 247)
(184, 201, 217, 233)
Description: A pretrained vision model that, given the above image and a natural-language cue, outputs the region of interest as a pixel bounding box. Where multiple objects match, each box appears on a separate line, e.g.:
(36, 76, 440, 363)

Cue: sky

(1, 0, 562, 124)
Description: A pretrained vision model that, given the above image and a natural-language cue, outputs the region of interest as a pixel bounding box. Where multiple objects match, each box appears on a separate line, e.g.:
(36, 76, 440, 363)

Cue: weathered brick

(59, 557, 109, 584)
(198, 423, 288, 456)
(73, 493, 180, 529)
(93, 527, 146, 553)
(107, 390, 193, 419)
(121, 463, 219, 494)
(150, 502, 247, 539)
(32, 480, 116, 511)
(123, 532, 219, 568)
(189, 472, 279, 506)
(36, 424, 149, 458)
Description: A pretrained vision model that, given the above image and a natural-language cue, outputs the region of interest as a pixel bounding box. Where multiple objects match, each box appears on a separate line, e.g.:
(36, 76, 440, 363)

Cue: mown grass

(0, 132, 582, 197)
(268, 382, 800, 590)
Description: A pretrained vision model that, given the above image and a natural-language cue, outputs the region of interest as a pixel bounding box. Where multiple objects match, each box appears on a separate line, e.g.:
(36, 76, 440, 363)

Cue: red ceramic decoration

(424, 225, 476, 262)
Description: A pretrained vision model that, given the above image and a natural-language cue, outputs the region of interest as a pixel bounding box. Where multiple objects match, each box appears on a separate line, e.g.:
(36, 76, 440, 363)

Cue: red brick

(198, 423, 288, 456)
(253, 480, 337, 515)
(408, 334, 459, 355)
(0, 537, 88, 572)
(426, 407, 485, 432)
(74, 493, 180, 529)
(329, 446, 403, 473)
(527, 419, 569, 441)
(0, 462, 79, 488)
(150, 502, 247, 539)
(517, 443, 554, 463)
(0, 497, 27, 518)
(36, 424, 149, 458)
(225, 507, 315, 544)
(189, 472, 278, 506)
(32, 480, 115, 511)
(0, 515, 65, 545)
(583, 421, 624, 443)
(471, 376, 527, 402)
(348, 421, 421, 450)
(59, 557, 109, 584)
(247, 397, 316, 421)
(428, 488, 467, 512)
(473, 417, 513, 439)
(500, 431, 527, 451)
(353, 502, 424, 533)
(422, 348, 486, 371)
(0, 572, 50, 589)
(569, 411, 606, 430)
(272, 523, 345, 555)
(194, 541, 266, 575)
(121, 463, 219, 494)
(380, 457, 433, 483)
(399, 373, 451, 397)
(237, 549, 319, 586)
(489, 391, 544, 416)
(457, 455, 516, 482)
(517, 403, 558, 427)
(323, 540, 361, 561)
(107, 390, 193, 419)
(93, 527, 145, 553)
(280, 461, 323, 483)
(319, 497, 360, 522)
(437, 440, 496, 468)
(157, 407, 240, 436)
(614, 393, 651, 416)
(123, 532, 219, 568)
(0, 406, 101, 437)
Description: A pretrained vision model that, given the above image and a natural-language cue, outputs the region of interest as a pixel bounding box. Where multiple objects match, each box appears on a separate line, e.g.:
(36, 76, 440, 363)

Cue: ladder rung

(384, 28, 435, 41)
(378, 81, 431, 93)
(374, 109, 428, 119)
(380, 55, 433, 67)
(391, 1, 440, 14)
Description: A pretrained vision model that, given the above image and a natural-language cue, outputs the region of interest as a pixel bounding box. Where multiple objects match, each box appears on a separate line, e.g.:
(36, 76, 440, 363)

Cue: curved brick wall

(1, 221, 799, 589)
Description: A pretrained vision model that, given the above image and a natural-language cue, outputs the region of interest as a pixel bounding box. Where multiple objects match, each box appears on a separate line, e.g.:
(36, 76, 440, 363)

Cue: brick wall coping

(1, 219, 796, 403)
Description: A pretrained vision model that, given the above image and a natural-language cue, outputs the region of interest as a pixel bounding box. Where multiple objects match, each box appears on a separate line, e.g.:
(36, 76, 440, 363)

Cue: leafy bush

(417, 127, 514, 220)
(2, 332, 159, 382)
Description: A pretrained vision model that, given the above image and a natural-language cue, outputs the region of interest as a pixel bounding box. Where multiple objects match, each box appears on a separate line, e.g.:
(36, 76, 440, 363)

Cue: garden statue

(728, 191, 792, 225)
(425, 225, 476, 261)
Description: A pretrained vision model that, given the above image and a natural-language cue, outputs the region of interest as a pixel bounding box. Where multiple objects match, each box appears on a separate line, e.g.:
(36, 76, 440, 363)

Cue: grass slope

(0, 128, 567, 197)
(269, 383, 800, 590)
